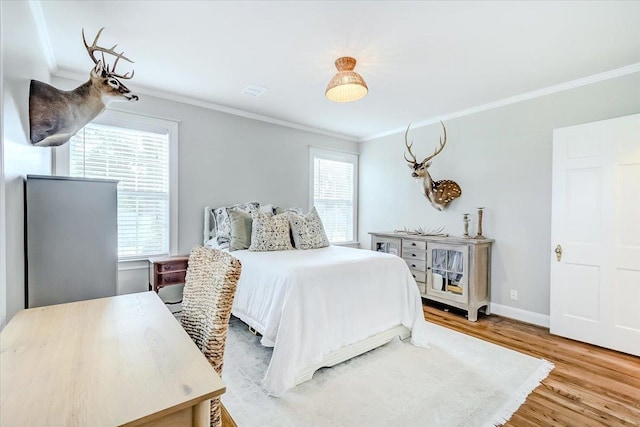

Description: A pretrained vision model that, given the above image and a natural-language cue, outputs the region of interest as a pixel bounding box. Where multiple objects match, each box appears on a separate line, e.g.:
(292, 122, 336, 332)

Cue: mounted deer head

(29, 27, 139, 147)
(404, 122, 462, 211)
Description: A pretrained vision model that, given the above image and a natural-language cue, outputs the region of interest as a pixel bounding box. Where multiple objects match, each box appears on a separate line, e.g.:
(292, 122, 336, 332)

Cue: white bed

(203, 207, 429, 396)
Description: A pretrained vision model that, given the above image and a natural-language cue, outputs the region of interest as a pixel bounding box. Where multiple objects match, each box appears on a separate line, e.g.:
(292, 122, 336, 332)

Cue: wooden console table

(0, 292, 224, 426)
(370, 231, 493, 322)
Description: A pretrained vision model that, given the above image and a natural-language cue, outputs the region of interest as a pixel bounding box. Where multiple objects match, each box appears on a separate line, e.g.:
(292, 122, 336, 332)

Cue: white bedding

(228, 245, 430, 395)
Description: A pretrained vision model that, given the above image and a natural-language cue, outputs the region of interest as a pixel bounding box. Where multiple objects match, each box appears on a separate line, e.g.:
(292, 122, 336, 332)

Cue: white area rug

(222, 316, 553, 427)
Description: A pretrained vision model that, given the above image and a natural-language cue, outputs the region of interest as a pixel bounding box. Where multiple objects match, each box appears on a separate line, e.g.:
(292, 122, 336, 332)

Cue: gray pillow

(249, 212, 294, 252)
(227, 209, 252, 252)
(289, 207, 330, 250)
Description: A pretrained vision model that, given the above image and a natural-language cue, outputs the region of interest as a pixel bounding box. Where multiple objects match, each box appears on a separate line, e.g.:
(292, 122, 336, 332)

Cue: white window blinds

(311, 149, 358, 243)
(69, 123, 170, 259)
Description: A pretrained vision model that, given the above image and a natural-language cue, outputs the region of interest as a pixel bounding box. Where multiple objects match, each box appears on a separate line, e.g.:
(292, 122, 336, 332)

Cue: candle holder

(475, 207, 485, 238)
(462, 213, 471, 238)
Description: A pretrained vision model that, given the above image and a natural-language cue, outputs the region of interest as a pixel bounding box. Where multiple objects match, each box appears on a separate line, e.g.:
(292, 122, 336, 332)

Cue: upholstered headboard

(203, 206, 216, 245)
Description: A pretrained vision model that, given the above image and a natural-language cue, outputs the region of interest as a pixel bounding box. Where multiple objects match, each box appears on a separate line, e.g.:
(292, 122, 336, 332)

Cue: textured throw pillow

(288, 207, 330, 250)
(214, 201, 260, 247)
(274, 206, 303, 215)
(259, 204, 277, 215)
(249, 212, 294, 252)
(227, 209, 253, 252)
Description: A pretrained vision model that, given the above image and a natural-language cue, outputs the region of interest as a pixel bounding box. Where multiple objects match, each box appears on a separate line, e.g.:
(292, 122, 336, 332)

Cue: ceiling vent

(241, 84, 267, 97)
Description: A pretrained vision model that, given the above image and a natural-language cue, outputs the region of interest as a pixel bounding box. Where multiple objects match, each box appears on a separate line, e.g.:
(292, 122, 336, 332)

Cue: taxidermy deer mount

(29, 27, 139, 147)
(404, 122, 462, 211)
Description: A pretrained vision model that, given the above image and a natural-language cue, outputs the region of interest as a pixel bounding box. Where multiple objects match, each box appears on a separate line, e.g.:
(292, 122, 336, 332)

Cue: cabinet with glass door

(371, 235, 402, 257)
(427, 244, 468, 304)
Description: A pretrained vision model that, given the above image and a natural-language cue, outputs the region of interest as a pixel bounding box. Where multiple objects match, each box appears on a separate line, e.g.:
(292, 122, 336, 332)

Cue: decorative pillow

(259, 204, 277, 215)
(249, 212, 294, 252)
(227, 209, 253, 252)
(288, 207, 330, 250)
(204, 237, 223, 249)
(214, 201, 260, 247)
(274, 206, 303, 215)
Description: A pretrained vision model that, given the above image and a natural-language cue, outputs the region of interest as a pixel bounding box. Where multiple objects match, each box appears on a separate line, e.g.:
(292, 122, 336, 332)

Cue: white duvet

(228, 245, 430, 395)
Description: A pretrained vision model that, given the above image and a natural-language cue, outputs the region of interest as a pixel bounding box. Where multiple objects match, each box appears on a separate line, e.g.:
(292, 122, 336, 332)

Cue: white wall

(9, 3, 637, 324)
(359, 73, 640, 319)
(0, 1, 5, 329)
(51, 76, 359, 295)
(1, 1, 53, 326)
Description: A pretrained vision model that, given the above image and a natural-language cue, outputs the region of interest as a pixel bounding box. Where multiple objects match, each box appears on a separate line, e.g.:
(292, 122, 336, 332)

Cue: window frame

(54, 109, 179, 261)
(308, 147, 359, 245)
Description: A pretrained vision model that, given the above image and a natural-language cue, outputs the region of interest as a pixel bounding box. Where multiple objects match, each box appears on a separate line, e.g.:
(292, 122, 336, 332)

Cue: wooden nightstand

(148, 255, 189, 294)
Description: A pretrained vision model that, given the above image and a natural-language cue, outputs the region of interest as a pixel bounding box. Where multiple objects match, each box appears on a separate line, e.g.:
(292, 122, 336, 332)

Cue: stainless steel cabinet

(25, 175, 118, 308)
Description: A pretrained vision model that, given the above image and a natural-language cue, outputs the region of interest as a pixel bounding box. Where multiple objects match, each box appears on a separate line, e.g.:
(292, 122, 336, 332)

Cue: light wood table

(1, 292, 225, 426)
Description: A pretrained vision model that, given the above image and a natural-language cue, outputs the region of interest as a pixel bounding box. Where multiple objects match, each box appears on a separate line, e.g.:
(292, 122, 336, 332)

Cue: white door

(551, 113, 640, 356)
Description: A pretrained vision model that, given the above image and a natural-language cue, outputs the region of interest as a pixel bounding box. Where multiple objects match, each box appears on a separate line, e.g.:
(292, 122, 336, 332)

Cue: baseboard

(490, 303, 550, 328)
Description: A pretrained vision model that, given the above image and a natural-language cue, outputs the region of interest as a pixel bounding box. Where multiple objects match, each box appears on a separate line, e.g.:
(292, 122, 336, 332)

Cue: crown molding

(361, 63, 640, 142)
(50, 62, 640, 145)
(28, 0, 357, 143)
(52, 68, 358, 142)
(29, 1, 638, 145)
(28, 0, 57, 73)
(128, 85, 360, 142)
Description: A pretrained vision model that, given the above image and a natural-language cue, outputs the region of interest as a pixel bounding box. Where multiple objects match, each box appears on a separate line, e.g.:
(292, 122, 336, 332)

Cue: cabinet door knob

(412, 254, 416, 257)
(412, 264, 416, 268)
(411, 242, 416, 246)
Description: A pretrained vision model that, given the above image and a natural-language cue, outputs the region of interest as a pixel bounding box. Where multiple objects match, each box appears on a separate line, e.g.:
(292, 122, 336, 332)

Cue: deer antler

(82, 27, 135, 79)
(422, 121, 448, 163)
(404, 123, 417, 164)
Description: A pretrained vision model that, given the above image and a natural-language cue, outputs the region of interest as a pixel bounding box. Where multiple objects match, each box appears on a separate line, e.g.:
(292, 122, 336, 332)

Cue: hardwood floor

(221, 402, 237, 427)
(422, 300, 640, 426)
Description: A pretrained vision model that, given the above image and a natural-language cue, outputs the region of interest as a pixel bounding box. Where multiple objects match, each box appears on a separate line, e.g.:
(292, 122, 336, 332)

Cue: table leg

(193, 399, 210, 427)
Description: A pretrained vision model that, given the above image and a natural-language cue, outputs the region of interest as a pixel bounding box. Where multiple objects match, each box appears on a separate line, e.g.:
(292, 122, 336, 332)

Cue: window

(63, 111, 178, 260)
(309, 148, 358, 243)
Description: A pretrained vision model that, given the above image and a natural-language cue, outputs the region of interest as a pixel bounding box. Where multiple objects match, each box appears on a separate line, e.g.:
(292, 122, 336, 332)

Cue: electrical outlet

(510, 289, 518, 300)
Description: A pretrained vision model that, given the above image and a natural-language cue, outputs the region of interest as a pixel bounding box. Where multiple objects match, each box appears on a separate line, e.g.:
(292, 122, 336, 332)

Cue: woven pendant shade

(325, 57, 368, 102)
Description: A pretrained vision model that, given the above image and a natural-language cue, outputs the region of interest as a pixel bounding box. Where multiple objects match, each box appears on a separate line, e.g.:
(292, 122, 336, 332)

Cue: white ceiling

(34, 1, 640, 141)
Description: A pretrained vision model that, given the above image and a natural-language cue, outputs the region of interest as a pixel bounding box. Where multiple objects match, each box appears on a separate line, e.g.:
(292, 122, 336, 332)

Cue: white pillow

(275, 206, 303, 215)
(259, 204, 276, 215)
(204, 237, 223, 250)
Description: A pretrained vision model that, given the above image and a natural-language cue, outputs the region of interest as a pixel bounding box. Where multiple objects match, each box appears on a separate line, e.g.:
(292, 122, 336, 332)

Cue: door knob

(555, 244, 562, 262)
